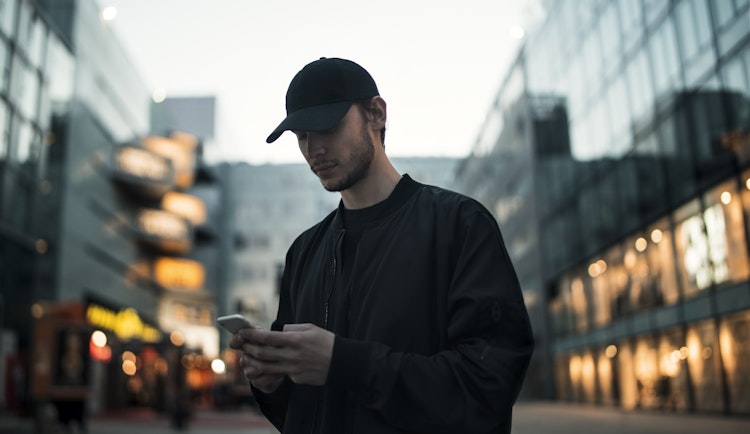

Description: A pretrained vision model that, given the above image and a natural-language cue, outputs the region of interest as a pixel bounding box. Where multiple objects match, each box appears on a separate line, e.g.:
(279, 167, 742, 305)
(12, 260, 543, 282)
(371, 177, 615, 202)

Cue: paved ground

(2, 401, 750, 433)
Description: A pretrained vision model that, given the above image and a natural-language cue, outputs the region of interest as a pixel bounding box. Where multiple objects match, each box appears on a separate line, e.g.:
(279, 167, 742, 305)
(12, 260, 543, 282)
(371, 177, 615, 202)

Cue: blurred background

(0, 0, 749, 431)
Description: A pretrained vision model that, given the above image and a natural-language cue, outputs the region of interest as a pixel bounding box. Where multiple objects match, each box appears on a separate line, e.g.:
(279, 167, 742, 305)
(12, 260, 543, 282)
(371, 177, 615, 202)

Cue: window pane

(0, 0, 16, 37)
(675, 0, 699, 60)
(633, 336, 661, 409)
(674, 199, 707, 298)
(647, 218, 680, 305)
(617, 341, 639, 410)
(712, 0, 735, 28)
(703, 179, 750, 286)
(656, 328, 690, 411)
(0, 101, 7, 160)
(720, 310, 750, 413)
(686, 319, 725, 412)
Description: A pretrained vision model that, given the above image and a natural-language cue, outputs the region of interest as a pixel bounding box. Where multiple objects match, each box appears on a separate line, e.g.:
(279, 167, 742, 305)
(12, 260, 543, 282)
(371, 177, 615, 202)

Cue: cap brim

(266, 101, 353, 143)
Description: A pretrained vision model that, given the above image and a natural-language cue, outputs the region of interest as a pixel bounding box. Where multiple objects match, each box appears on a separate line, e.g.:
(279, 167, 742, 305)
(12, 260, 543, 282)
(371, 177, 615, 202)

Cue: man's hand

(230, 323, 335, 390)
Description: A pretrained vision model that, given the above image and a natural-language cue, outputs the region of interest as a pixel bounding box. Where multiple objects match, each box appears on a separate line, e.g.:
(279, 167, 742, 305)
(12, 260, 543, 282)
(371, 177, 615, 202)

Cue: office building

(456, 0, 750, 415)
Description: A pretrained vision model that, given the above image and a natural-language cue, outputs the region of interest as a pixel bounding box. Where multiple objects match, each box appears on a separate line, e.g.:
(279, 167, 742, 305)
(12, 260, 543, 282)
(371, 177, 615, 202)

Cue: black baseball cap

(266, 57, 380, 143)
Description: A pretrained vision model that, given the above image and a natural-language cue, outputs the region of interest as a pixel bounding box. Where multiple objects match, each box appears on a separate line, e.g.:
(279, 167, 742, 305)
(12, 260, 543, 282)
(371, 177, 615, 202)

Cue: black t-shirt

(331, 176, 409, 336)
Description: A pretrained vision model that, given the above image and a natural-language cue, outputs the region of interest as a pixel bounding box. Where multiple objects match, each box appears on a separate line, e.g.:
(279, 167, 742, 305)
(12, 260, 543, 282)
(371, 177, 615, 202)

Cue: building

(225, 157, 459, 329)
(1, 0, 221, 416)
(456, 0, 750, 415)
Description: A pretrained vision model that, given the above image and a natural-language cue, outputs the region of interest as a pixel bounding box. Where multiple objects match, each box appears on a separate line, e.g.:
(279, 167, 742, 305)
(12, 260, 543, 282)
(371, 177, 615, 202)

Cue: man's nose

(304, 132, 325, 156)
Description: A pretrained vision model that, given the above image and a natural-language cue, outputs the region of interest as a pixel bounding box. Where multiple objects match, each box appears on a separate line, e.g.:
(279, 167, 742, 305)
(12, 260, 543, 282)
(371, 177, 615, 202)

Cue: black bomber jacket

(253, 175, 534, 434)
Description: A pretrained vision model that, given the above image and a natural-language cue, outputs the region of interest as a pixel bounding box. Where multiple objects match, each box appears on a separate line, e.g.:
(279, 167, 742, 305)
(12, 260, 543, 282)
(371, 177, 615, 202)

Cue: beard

(318, 127, 375, 192)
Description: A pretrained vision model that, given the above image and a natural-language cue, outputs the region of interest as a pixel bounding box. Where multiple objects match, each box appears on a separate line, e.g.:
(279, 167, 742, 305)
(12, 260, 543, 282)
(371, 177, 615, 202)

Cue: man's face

(295, 105, 375, 192)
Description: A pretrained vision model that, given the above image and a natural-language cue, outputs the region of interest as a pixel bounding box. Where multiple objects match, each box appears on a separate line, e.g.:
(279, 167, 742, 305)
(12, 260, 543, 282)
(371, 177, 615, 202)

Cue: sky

(97, 0, 544, 164)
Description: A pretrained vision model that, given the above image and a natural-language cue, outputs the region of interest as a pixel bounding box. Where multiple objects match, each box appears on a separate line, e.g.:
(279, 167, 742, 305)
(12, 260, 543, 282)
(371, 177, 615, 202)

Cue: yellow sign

(86, 304, 161, 343)
(154, 257, 205, 290)
(161, 192, 207, 226)
(114, 145, 172, 181)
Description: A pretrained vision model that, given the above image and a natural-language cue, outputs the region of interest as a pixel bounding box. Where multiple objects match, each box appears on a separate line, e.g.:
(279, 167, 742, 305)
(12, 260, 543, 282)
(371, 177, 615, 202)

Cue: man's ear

(369, 96, 387, 131)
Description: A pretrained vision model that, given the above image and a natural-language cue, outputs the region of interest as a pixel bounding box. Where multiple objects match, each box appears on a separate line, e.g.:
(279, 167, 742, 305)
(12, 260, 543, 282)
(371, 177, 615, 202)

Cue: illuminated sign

(113, 145, 173, 182)
(142, 135, 196, 189)
(85, 304, 161, 343)
(137, 209, 190, 240)
(161, 192, 207, 226)
(154, 257, 205, 290)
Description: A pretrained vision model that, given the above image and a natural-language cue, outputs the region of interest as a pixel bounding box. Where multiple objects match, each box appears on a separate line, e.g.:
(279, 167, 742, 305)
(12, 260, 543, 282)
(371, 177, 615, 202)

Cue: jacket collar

(331, 174, 420, 230)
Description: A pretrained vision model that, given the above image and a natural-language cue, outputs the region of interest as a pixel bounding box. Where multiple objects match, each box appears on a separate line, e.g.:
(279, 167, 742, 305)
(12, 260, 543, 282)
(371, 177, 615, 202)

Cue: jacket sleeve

(326, 209, 534, 433)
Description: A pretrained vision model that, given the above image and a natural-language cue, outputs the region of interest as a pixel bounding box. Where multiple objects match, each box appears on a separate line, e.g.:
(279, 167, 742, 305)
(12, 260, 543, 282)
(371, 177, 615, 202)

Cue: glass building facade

(456, 0, 750, 415)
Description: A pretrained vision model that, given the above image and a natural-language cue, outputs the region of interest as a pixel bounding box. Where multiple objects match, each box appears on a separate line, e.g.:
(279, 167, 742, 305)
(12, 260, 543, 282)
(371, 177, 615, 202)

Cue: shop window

(646, 218, 680, 306)
(616, 341, 639, 410)
(622, 233, 657, 313)
(657, 328, 689, 412)
(581, 350, 597, 404)
(633, 336, 661, 410)
(597, 345, 618, 406)
(720, 309, 750, 414)
(686, 319, 725, 412)
(703, 180, 750, 287)
(674, 199, 711, 298)
(591, 247, 621, 326)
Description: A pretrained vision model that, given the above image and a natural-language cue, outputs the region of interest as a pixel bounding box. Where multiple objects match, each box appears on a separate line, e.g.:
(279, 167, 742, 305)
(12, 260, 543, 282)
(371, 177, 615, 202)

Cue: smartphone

(217, 314, 255, 333)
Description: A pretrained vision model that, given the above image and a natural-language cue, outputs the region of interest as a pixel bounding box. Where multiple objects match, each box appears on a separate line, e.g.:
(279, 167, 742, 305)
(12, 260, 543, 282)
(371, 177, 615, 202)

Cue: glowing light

(30, 303, 45, 319)
(635, 237, 647, 252)
(170, 330, 185, 346)
(91, 330, 107, 347)
(624, 250, 637, 269)
(702, 347, 713, 359)
(720, 191, 732, 205)
(122, 359, 137, 376)
(569, 355, 582, 384)
(745, 178, 750, 190)
(122, 351, 136, 362)
(101, 6, 117, 21)
(650, 229, 663, 244)
(36, 239, 48, 254)
(509, 25, 525, 39)
(211, 359, 226, 375)
(605, 345, 618, 358)
(152, 88, 167, 103)
(588, 259, 607, 277)
(679, 347, 689, 360)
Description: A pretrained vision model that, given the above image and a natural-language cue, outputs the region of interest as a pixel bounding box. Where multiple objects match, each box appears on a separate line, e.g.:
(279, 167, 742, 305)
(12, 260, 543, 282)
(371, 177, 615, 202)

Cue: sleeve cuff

(327, 336, 373, 390)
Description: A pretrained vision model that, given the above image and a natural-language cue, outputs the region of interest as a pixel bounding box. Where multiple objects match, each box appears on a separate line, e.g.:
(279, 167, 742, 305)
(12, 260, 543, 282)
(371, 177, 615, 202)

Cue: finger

(282, 323, 312, 332)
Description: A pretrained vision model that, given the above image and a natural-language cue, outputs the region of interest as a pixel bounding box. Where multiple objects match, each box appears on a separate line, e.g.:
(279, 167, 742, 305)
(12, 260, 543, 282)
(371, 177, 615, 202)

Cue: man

(229, 57, 533, 434)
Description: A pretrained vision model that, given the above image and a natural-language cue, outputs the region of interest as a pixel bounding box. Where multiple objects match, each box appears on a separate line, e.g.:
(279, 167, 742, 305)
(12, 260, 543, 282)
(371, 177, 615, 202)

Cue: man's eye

(294, 131, 308, 140)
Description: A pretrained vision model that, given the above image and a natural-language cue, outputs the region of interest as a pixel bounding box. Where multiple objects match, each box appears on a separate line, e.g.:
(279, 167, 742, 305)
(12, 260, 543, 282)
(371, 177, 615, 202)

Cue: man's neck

(340, 159, 402, 210)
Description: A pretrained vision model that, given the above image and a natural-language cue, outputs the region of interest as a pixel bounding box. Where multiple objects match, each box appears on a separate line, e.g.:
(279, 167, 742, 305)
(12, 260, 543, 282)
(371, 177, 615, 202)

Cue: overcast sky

(97, 0, 544, 164)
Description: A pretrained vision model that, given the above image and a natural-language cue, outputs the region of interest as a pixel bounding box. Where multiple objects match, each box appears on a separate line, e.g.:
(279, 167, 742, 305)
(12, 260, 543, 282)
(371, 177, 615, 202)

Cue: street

(3, 401, 750, 434)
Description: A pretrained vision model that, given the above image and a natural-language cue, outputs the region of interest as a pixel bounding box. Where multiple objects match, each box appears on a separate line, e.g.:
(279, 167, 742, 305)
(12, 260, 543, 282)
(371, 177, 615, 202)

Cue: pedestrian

(229, 57, 534, 434)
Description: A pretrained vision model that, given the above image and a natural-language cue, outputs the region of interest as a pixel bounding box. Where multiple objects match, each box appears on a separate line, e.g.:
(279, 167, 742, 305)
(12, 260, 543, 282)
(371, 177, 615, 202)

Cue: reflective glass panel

(720, 309, 750, 413)
(0, 0, 16, 37)
(703, 180, 750, 287)
(686, 319, 725, 412)
(616, 341, 639, 410)
(656, 328, 689, 411)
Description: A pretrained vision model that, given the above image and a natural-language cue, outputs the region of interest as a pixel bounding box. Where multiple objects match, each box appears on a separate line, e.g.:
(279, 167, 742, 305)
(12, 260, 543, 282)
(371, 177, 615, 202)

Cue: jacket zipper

(324, 229, 345, 329)
(314, 229, 344, 434)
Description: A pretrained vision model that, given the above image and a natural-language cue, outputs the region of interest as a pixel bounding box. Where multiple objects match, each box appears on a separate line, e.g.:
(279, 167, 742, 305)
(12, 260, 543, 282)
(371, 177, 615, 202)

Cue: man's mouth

(312, 162, 336, 174)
